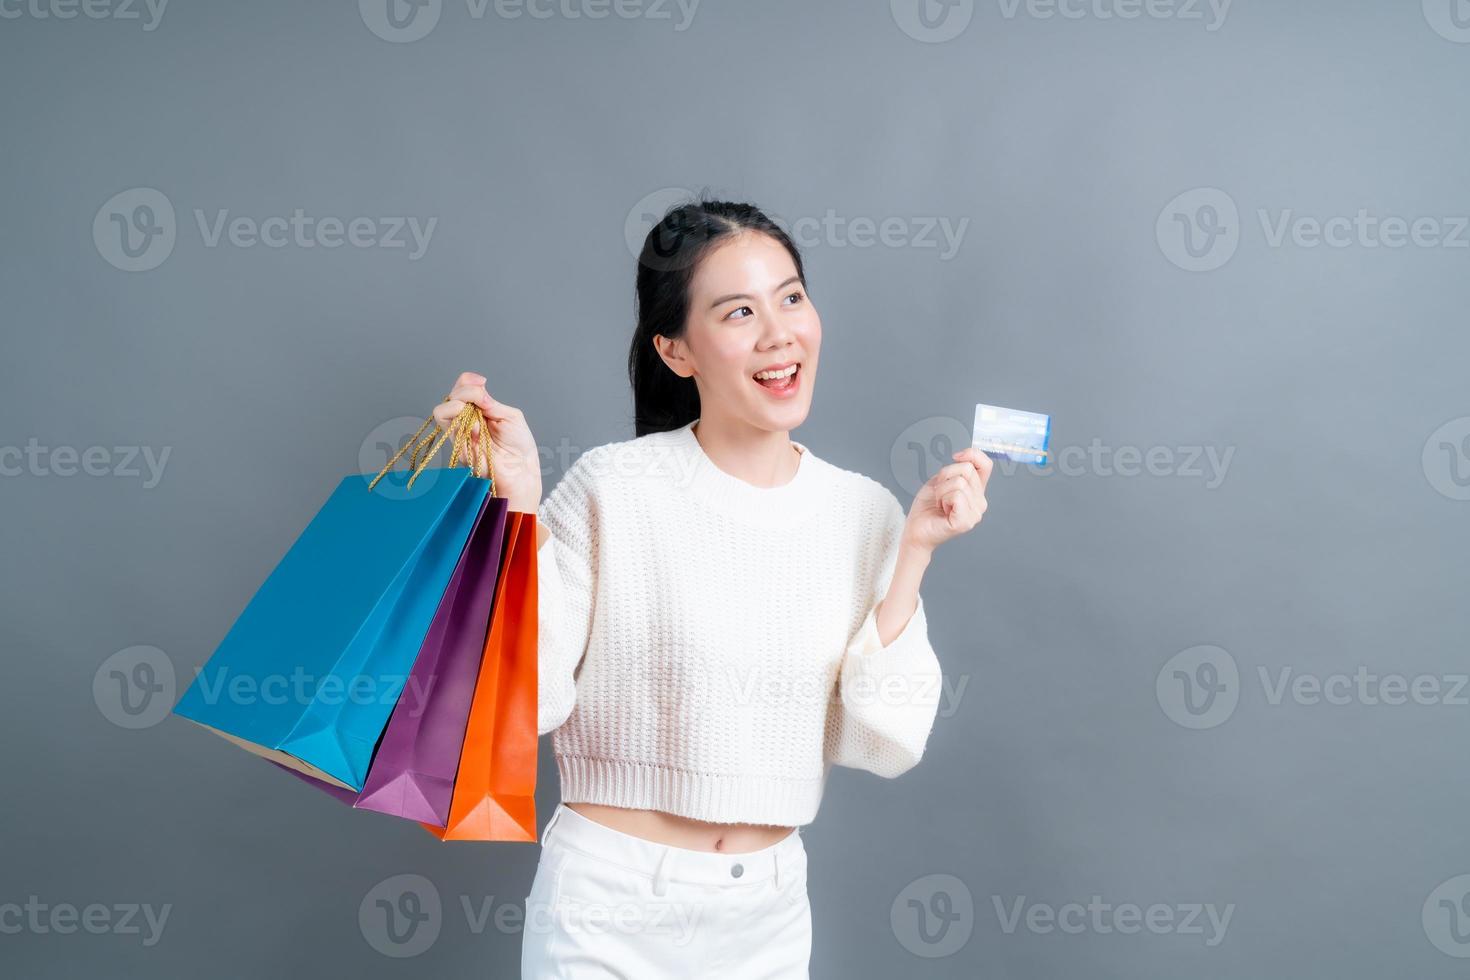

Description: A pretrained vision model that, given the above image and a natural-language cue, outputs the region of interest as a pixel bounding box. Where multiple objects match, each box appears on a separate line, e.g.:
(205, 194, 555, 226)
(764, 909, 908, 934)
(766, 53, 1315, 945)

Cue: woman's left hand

(903, 447, 994, 554)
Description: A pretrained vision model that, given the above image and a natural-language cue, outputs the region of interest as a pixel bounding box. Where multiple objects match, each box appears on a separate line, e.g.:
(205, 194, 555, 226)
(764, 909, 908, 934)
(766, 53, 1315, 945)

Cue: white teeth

(754, 364, 798, 380)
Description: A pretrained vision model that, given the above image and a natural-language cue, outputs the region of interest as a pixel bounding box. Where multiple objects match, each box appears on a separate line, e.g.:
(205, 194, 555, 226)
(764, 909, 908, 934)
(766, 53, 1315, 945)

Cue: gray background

(3, 0, 1468, 976)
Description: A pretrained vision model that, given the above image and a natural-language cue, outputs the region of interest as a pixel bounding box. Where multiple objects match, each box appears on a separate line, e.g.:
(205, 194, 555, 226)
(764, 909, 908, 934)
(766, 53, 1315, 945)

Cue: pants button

(731, 863, 744, 878)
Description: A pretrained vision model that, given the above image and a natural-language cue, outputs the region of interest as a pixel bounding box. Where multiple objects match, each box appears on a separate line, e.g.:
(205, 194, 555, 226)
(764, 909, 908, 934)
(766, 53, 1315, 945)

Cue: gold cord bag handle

(368, 398, 496, 495)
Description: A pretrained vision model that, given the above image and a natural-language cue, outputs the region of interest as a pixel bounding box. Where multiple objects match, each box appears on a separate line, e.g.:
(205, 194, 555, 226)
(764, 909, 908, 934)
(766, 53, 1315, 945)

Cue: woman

(432, 199, 992, 978)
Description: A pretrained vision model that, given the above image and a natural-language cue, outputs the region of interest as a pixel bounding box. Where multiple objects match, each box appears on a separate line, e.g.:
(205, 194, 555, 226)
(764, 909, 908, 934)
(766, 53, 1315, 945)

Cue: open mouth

(753, 362, 801, 392)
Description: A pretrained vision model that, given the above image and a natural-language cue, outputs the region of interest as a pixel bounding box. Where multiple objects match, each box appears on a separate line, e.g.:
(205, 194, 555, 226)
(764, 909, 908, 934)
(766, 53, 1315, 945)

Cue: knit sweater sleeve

(535, 452, 599, 736)
(825, 490, 944, 778)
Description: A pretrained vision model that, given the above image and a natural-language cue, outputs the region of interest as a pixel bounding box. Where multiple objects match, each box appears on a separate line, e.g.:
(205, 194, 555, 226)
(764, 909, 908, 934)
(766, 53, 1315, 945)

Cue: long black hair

(627, 194, 807, 437)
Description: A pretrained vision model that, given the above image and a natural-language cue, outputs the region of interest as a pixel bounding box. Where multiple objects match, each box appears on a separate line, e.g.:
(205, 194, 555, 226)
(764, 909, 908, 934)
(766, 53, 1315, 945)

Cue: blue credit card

(973, 403, 1051, 465)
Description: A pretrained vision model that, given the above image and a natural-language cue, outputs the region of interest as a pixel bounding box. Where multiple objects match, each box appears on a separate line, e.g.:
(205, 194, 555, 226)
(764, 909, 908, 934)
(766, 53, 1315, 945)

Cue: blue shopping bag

(174, 407, 495, 792)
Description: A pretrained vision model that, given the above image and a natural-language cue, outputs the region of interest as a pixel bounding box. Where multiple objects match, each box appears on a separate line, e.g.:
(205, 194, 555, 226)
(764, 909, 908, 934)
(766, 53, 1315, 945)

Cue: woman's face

(657, 230, 820, 433)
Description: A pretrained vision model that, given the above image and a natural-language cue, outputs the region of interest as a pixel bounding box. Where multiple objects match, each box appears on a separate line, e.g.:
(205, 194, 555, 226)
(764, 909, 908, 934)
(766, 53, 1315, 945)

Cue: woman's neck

(691, 417, 802, 489)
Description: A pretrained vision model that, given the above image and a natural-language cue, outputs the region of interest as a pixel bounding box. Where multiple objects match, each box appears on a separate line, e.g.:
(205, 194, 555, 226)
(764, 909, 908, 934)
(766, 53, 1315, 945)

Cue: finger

(949, 461, 983, 498)
(941, 485, 967, 525)
(944, 485, 980, 529)
(934, 459, 983, 482)
(961, 463, 986, 506)
(449, 384, 492, 412)
(949, 489, 969, 526)
(454, 371, 487, 388)
(939, 474, 971, 501)
(951, 447, 995, 487)
(479, 394, 523, 423)
(433, 399, 467, 428)
(450, 384, 522, 422)
(936, 478, 961, 519)
(928, 462, 965, 488)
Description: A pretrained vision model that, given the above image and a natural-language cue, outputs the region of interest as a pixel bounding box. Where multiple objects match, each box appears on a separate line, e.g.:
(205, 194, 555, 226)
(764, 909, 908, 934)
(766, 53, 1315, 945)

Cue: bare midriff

(566, 802, 797, 853)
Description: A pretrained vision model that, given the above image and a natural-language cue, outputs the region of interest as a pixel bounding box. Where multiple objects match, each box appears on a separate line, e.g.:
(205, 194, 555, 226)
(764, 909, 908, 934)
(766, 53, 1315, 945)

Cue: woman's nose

(759, 312, 795, 348)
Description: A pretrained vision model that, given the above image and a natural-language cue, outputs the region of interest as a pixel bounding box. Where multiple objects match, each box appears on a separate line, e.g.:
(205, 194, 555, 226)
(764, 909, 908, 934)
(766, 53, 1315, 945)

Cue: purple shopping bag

(274, 761, 359, 804)
(275, 492, 510, 826)
(356, 493, 509, 823)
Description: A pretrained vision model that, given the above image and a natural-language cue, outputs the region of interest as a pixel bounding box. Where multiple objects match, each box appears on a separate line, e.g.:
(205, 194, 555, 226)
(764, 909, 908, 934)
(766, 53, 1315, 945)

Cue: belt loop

(540, 804, 565, 846)
(652, 847, 671, 897)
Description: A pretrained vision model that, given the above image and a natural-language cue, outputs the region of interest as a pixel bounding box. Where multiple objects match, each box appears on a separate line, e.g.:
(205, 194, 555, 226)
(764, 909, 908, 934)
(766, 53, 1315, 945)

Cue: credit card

(973, 403, 1051, 465)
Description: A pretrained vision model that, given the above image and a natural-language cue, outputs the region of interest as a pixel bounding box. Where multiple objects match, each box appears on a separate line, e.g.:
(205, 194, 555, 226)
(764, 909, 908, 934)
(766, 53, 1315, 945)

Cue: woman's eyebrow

(708, 276, 803, 310)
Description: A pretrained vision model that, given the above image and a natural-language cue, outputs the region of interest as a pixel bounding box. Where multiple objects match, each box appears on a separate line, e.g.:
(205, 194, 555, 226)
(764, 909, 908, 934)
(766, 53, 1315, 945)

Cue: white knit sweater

(535, 418, 944, 827)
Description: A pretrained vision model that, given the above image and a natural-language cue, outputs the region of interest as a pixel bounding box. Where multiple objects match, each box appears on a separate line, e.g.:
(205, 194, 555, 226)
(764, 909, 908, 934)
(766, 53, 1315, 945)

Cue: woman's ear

(652, 334, 696, 379)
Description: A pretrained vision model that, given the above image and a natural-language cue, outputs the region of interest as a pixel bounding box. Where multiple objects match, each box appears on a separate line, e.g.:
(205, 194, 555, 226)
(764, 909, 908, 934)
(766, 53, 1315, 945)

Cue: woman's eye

(784, 291, 805, 305)
(726, 306, 753, 320)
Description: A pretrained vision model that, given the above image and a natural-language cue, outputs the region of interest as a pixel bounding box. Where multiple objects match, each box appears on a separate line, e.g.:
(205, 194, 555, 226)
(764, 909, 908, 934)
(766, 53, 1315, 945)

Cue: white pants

(521, 802, 812, 978)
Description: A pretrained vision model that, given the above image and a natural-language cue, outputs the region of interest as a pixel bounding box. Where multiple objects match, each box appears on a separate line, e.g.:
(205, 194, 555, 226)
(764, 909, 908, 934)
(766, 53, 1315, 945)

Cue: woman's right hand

(433, 371, 543, 513)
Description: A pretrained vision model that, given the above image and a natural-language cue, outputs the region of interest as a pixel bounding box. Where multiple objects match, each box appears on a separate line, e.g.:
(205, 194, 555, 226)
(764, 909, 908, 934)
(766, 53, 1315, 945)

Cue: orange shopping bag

(421, 508, 539, 842)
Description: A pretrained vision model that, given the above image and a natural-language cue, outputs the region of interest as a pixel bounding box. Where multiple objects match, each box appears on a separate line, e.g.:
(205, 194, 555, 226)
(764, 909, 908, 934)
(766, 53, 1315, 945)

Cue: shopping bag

(270, 489, 508, 824)
(272, 760, 359, 804)
(354, 491, 510, 824)
(421, 508, 540, 842)
(173, 402, 494, 792)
